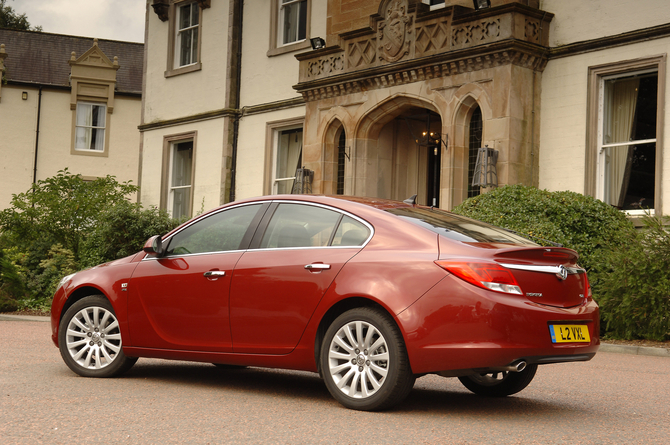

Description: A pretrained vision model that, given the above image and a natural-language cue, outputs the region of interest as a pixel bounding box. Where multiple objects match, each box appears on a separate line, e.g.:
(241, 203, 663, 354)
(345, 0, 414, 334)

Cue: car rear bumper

(397, 275, 600, 375)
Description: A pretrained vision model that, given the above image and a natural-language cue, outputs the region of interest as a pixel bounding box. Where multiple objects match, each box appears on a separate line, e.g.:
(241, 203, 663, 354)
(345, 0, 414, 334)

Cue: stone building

(139, 0, 669, 217)
(0, 29, 143, 209)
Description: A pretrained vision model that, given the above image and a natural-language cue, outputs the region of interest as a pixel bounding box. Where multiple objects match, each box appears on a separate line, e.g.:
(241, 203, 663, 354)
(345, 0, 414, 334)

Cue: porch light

(472, 145, 498, 188)
(310, 37, 326, 50)
(291, 168, 314, 194)
(472, 0, 492, 10)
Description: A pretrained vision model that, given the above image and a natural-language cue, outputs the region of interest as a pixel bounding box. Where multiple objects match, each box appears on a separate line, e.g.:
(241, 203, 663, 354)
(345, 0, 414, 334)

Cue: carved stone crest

(378, 0, 413, 63)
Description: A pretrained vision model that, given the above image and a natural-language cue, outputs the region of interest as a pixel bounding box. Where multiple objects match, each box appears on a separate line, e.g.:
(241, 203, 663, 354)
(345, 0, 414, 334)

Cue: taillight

(435, 261, 523, 295)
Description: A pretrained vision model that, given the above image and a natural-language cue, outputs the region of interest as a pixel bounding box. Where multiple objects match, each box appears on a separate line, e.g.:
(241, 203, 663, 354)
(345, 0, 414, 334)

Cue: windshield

(385, 207, 537, 245)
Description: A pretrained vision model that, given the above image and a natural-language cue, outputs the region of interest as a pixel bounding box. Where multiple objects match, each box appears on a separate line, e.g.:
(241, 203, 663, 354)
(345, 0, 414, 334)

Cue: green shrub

(452, 185, 635, 275)
(80, 201, 181, 269)
(0, 250, 23, 312)
(0, 169, 138, 261)
(593, 214, 670, 341)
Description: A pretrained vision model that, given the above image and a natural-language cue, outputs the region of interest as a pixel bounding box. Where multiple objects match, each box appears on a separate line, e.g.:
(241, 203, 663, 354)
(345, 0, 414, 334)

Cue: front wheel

(320, 307, 415, 411)
(458, 364, 538, 397)
(58, 295, 137, 378)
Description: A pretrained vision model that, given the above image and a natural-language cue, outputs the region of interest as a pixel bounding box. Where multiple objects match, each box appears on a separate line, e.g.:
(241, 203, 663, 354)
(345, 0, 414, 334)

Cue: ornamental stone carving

(378, 0, 413, 63)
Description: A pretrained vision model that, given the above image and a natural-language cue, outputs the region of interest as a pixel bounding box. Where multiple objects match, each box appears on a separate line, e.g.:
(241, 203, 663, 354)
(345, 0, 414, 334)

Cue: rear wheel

(458, 364, 538, 397)
(58, 295, 137, 378)
(320, 307, 415, 411)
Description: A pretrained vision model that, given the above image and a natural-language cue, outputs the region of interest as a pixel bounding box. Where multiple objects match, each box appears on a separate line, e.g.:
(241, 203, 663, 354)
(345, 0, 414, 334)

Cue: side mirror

(143, 235, 164, 256)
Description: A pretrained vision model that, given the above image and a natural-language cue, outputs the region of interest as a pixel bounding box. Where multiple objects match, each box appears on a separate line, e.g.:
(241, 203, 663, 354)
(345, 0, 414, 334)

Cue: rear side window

(261, 203, 341, 248)
(385, 207, 536, 245)
(259, 203, 372, 249)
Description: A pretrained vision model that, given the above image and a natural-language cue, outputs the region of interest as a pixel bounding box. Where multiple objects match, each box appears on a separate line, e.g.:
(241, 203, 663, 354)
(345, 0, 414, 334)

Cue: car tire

(58, 295, 137, 378)
(458, 364, 538, 397)
(320, 307, 415, 411)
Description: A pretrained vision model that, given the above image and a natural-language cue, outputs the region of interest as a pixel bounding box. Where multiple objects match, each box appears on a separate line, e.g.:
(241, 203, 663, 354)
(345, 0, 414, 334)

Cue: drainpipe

(228, 0, 244, 203)
(33, 86, 43, 185)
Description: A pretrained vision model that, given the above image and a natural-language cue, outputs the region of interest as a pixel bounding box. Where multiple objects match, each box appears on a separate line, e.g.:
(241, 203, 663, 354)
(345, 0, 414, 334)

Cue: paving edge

(1, 314, 668, 358)
(0, 314, 50, 322)
(599, 342, 670, 357)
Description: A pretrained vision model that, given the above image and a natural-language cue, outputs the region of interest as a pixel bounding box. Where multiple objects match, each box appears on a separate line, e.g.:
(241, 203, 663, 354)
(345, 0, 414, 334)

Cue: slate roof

(0, 28, 143, 95)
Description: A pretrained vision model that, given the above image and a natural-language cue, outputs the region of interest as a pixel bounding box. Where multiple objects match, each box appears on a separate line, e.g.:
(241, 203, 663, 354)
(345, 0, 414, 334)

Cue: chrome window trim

(141, 199, 375, 261)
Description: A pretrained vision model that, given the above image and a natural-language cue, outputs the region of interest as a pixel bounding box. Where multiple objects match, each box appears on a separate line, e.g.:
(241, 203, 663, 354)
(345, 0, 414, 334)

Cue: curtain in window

(603, 78, 639, 207)
(281, 0, 306, 45)
(170, 142, 193, 219)
(275, 129, 302, 194)
(75, 103, 105, 151)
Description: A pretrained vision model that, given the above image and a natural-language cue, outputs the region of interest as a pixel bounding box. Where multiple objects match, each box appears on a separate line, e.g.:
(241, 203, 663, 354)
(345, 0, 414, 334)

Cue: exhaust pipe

(436, 360, 528, 378)
(489, 360, 527, 373)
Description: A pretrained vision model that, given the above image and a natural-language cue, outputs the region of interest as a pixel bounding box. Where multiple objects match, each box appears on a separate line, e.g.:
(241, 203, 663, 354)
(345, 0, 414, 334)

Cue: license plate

(549, 325, 591, 343)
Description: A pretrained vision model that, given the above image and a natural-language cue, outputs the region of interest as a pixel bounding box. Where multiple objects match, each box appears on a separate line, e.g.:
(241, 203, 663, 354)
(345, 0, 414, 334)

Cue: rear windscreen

(385, 207, 537, 245)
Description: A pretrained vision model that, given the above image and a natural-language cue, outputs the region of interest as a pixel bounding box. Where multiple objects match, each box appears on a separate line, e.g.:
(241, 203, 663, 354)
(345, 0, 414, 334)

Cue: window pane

(332, 216, 370, 246)
(281, 0, 306, 44)
(604, 142, 655, 210)
(180, 29, 193, 66)
(260, 203, 341, 248)
(601, 72, 657, 209)
(75, 127, 91, 150)
(191, 3, 199, 26)
(603, 73, 657, 145)
(76, 103, 91, 126)
(172, 142, 193, 187)
(275, 179, 294, 195)
(385, 207, 537, 245)
(75, 102, 106, 151)
(166, 204, 262, 255)
(172, 188, 191, 220)
(275, 128, 302, 192)
(179, 4, 191, 29)
(467, 107, 482, 198)
(91, 104, 105, 127)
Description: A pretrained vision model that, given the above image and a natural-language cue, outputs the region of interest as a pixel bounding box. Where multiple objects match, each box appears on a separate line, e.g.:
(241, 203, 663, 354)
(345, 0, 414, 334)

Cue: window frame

(585, 55, 666, 215)
(165, 0, 203, 78)
(71, 100, 110, 157)
(161, 131, 197, 219)
(268, 0, 312, 57)
(264, 117, 305, 195)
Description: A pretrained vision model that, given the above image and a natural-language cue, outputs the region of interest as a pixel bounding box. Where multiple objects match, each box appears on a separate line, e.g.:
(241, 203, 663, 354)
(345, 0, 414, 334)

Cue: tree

(0, 0, 42, 31)
(0, 169, 138, 261)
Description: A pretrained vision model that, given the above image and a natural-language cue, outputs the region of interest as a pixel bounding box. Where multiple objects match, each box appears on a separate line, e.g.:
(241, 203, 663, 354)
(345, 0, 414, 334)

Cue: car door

(127, 203, 266, 352)
(229, 202, 371, 354)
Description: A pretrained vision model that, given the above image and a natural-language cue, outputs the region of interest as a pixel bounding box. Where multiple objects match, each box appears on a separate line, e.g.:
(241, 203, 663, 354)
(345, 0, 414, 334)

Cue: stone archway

(352, 95, 445, 206)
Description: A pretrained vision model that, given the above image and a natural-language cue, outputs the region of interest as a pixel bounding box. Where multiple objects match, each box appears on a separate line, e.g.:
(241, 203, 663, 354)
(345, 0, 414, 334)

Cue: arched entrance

(351, 97, 445, 207)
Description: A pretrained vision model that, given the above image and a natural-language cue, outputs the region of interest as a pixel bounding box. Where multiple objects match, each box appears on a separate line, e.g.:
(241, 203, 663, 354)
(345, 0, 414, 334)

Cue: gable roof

(0, 28, 143, 95)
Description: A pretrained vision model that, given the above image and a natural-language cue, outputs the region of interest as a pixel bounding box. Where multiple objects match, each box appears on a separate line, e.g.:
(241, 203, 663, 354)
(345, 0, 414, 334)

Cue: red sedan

(51, 195, 599, 411)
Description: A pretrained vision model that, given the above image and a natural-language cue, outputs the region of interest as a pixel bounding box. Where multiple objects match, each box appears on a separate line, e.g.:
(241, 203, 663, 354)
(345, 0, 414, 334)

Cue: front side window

(74, 102, 106, 151)
(598, 71, 658, 211)
(176, 2, 199, 67)
(279, 0, 307, 46)
(169, 140, 193, 219)
(166, 204, 262, 256)
(274, 128, 303, 194)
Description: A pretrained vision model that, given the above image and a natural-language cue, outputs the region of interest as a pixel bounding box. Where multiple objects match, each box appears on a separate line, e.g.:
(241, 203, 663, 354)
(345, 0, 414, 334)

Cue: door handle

(304, 263, 331, 271)
(204, 270, 226, 277)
